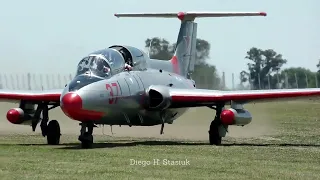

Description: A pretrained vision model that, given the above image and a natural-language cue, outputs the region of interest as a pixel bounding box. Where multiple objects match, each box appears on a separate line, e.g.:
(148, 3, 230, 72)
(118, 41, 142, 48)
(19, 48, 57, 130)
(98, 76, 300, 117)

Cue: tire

(80, 132, 93, 149)
(46, 120, 61, 145)
(209, 121, 222, 145)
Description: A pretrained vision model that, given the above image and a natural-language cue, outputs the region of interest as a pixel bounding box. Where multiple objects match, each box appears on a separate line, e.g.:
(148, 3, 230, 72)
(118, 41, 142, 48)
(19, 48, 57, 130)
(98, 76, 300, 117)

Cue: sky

(0, 0, 318, 88)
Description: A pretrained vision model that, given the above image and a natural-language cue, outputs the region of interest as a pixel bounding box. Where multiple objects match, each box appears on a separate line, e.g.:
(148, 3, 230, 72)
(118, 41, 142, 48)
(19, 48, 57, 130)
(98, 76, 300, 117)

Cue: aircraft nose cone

(61, 93, 82, 109)
(61, 92, 82, 120)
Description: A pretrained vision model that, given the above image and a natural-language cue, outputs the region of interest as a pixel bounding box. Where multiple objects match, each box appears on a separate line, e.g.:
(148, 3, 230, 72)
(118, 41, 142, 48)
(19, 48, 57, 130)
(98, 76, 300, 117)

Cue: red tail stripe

(171, 56, 180, 74)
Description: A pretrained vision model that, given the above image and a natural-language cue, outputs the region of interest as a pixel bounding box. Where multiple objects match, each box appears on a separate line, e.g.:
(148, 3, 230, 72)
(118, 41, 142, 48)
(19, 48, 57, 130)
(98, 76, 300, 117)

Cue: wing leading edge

(153, 86, 320, 108)
(0, 89, 62, 102)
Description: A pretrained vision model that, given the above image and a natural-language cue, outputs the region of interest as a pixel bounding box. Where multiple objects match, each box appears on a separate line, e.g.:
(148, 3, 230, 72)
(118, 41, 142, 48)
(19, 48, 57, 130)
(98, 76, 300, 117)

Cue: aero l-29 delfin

(3, 11, 319, 148)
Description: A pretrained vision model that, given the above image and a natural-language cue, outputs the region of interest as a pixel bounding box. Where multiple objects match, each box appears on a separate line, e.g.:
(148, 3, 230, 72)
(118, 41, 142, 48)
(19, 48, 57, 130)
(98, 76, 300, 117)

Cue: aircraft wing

(149, 86, 320, 108)
(0, 89, 62, 103)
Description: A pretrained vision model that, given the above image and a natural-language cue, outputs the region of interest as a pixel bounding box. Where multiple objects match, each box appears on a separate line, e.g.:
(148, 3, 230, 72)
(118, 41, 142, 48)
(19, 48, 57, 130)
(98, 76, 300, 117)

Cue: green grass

(1, 101, 320, 180)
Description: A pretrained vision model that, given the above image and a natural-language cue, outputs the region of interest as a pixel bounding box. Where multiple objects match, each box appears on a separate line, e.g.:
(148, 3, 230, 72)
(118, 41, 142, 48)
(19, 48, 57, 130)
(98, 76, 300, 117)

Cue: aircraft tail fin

(114, 11, 267, 77)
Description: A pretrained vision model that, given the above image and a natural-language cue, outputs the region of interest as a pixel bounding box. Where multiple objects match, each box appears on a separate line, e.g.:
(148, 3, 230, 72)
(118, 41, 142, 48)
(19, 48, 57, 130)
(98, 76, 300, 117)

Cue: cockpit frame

(109, 45, 148, 71)
(75, 54, 112, 79)
(75, 45, 149, 79)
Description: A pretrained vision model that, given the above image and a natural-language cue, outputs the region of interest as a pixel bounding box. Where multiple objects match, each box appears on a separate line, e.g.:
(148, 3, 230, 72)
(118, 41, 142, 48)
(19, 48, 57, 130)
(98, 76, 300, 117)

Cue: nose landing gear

(38, 104, 61, 145)
(78, 122, 95, 148)
(46, 120, 61, 145)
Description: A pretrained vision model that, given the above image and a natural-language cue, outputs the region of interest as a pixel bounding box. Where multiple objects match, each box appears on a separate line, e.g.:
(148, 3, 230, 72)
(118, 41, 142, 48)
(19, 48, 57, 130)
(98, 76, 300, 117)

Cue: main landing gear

(35, 102, 94, 148)
(78, 122, 95, 148)
(208, 104, 227, 145)
(38, 105, 61, 145)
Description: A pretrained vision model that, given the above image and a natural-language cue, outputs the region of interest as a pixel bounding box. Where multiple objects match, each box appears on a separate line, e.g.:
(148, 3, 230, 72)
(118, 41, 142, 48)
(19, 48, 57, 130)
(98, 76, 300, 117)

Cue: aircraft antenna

(160, 123, 164, 134)
(110, 125, 114, 135)
(160, 111, 166, 134)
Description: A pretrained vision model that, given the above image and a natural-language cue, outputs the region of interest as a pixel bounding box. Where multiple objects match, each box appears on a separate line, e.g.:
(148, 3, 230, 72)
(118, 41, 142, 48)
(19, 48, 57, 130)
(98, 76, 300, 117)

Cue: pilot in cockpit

(119, 48, 133, 71)
(124, 63, 133, 71)
(95, 57, 111, 76)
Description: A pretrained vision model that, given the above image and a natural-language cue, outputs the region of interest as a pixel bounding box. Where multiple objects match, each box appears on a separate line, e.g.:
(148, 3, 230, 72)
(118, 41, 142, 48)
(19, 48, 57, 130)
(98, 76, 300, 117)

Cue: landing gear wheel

(78, 122, 94, 149)
(46, 120, 61, 145)
(209, 120, 222, 145)
(208, 104, 224, 146)
(79, 132, 93, 149)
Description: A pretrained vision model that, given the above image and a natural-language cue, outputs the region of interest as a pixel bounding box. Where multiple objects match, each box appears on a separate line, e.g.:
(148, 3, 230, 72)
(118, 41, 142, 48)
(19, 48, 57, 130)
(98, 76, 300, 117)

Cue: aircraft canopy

(76, 48, 126, 78)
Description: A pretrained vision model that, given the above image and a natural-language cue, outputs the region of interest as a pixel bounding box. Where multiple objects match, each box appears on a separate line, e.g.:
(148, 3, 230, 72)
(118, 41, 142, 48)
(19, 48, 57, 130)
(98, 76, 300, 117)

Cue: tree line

(144, 37, 319, 90)
(239, 47, 320, 90)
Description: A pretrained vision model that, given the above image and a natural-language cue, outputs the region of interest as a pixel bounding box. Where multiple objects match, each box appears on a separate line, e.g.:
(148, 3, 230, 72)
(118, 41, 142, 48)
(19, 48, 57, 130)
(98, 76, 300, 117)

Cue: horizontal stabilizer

(114, 11, 267, 21)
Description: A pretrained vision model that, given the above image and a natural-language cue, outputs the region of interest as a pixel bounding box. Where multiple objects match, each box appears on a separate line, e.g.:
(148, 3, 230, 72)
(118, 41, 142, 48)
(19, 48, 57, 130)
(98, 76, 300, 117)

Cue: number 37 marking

(106, 82, 120, 104)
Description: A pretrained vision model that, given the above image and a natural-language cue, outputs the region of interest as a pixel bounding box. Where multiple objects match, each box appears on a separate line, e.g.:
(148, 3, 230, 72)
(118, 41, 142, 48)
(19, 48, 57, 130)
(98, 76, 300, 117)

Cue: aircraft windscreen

(69, 73, 104, 92)
(76, 55, 112, 78)
(76, 48, 126, 78)
(91, 48, 125, 74)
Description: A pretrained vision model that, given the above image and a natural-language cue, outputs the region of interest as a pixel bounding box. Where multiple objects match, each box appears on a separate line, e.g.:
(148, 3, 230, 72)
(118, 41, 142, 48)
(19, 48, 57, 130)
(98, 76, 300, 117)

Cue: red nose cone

(7, 109, 21, 124)
(220, 109, 235, 125)
(61, 93, 82, 120)
(62, 93, 82, 109)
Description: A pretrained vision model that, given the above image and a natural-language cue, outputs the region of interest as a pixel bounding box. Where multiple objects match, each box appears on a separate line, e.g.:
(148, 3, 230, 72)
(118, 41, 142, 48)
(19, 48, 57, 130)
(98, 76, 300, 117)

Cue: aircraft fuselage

(60, 68, 196, 126)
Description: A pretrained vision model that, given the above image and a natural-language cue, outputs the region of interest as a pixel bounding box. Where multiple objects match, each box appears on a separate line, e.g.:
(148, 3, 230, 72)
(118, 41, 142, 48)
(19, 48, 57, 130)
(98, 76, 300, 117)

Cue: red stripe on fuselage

(171, 56, 180, 74)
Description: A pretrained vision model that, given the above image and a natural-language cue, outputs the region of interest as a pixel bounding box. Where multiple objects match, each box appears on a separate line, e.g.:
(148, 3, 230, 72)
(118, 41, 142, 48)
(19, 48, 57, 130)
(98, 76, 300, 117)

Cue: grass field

(0, 101, 320, 180)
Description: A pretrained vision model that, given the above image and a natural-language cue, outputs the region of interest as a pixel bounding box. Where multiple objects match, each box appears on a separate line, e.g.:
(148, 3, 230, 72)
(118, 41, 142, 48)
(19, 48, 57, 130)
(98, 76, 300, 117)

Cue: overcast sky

(0, 0, 318, 87)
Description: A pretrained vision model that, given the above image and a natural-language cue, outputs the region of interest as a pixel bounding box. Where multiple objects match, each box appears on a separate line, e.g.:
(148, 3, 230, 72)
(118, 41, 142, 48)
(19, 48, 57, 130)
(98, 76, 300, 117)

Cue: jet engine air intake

(146, 86, 172, 110)
(149, 89, 163, 107)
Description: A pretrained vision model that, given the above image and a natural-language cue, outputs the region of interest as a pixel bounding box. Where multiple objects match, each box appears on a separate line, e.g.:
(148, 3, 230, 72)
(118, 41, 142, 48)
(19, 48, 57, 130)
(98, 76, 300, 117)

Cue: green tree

(145, 37, 174, 60)
(240, 47, 287, 89)
(281, 67, 317, 88)
(192, 62, 222, 90)
(144, 37, 221, 89)
(239, 70, 249, 84)
(145, 37, 210, 64)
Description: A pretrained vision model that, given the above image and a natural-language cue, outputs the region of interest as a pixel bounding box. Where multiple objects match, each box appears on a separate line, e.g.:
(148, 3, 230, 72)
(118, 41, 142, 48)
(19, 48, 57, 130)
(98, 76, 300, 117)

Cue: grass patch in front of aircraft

(0, 101, 320, 180)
